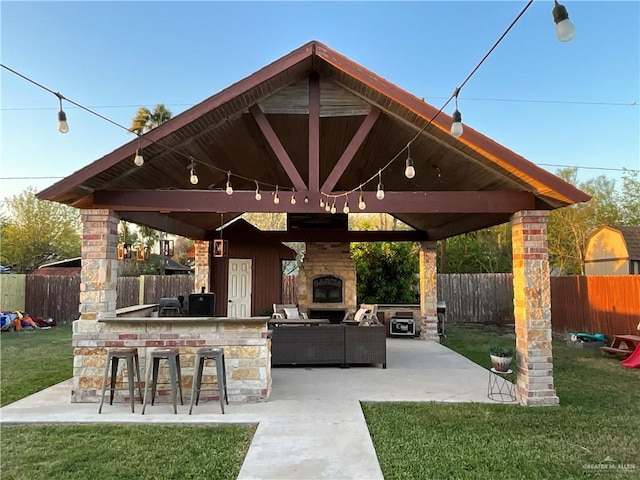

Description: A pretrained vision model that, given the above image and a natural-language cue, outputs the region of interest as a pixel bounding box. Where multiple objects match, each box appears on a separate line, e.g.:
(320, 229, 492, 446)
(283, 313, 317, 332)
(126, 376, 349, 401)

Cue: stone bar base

(71, 317, 271, 404)
(419, 241, 439, 341)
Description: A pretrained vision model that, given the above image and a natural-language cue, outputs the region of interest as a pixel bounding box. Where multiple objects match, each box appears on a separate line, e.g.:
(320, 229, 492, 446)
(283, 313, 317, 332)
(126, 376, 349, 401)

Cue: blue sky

(1, 1, 639, 204)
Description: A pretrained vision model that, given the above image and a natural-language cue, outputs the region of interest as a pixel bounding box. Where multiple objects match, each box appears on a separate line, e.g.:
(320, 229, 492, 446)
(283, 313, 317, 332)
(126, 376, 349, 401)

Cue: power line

(538, 164, 639, 173)
(0, 103, 194, 112)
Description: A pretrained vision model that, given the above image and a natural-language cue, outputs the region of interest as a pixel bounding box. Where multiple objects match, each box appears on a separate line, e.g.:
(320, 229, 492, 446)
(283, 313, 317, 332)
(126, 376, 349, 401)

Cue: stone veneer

(297, 242, 357, 315)
(419, 241, 439, 341)
(72, 318, 271, 403)
(193, 240, 210, 294)
(511, 210, 559, 406)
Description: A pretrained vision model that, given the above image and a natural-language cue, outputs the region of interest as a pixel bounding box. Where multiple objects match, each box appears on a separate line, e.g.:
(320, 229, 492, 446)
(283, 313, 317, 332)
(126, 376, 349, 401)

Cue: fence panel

(142, 275, 194, 304)
(25, 275, 80, 323)
(550, 275, 640, 339)
(117, 277, 140, 308)
(1, 274, 26, 311)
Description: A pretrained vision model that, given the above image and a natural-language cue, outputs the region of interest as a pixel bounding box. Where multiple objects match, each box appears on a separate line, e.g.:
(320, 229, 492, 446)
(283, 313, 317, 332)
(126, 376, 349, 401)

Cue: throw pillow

(353, 308, 369, 323)
(284, 307, 300, 319)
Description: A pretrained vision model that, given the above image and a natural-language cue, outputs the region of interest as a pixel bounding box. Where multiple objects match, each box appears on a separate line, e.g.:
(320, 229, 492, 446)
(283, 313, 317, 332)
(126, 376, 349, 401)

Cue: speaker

(188, 293, 216, 317)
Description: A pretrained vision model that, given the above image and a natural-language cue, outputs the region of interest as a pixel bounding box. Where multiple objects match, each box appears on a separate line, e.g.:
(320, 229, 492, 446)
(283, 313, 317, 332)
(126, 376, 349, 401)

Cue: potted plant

(489, 345, 514, 372)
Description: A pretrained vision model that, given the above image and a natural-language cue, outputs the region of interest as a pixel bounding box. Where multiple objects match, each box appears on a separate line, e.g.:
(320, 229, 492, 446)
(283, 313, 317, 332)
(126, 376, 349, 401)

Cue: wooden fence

(282, 275, 298, 304)
(25, 275, 195, 323)
(550, 275, 640, 339)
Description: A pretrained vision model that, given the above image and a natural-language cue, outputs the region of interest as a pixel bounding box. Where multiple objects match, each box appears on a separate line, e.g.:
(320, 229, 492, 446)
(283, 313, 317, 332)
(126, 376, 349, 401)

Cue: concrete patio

(0, 338, 514, 479)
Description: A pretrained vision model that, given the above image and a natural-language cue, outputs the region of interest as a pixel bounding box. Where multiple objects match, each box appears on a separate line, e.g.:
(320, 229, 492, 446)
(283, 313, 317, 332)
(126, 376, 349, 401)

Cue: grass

(1, 325, 74, 407)
(362, 325, 640, 480)
(1, 424, 255, 480)
(0, 326, 255, 480)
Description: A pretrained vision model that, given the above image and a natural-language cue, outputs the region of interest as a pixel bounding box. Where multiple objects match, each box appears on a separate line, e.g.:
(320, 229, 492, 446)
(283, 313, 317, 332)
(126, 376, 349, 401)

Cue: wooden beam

(249, 104, 307, 191)
(93, 190, 536, 214)
(321, 107, 381, 193)
(308, 73, 320, 192)
(220, 229, 428, 243)
(121, 212, 208, 240)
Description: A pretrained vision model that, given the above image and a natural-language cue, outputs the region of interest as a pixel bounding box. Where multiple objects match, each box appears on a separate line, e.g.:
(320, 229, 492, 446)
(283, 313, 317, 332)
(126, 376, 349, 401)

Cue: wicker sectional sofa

(270, 324, 386, 368)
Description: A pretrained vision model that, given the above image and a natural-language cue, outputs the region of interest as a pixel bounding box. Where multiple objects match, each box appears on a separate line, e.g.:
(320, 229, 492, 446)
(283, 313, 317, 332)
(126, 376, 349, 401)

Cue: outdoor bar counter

(71, 310, 271, 404)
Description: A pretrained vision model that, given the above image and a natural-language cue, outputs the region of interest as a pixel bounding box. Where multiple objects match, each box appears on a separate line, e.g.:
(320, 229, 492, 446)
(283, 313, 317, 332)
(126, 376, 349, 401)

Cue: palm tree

(130, 103, 173, 134)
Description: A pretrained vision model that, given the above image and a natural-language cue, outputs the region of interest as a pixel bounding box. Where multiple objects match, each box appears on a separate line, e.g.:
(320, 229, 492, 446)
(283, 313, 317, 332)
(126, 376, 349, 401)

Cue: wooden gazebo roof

(38, 40, 589, 241)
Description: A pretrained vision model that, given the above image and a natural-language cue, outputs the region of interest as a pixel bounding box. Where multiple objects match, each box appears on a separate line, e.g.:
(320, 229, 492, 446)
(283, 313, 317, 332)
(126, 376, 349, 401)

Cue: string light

(330, 199, 336, 214)
(133, 139, 144, 166)
(451, 88, 463, 138)
(376, 170, 385, 200)
(358, 188, 366, 210)
(343, 198, 350, 214)
(552, 1, 575, 42)
(324, 201, 331, 212)
(320, 196, 325, 208)
(304, 195, 309, 204)
(290, 189, 297, 205)
(56, 94, 69, 134)
(404, 144, 415, 179)
(254, 181, 262, 201)
(189, 158, 198, 185)
(273, 185, 280, 204)
(225, 171, 233, 195)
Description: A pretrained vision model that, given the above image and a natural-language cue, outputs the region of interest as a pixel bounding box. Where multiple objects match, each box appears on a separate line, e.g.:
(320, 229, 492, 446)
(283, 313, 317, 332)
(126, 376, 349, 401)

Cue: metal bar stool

(98, 348, 143, 414)
(189, 347, 228, 414)
(142, 348, 184, 414)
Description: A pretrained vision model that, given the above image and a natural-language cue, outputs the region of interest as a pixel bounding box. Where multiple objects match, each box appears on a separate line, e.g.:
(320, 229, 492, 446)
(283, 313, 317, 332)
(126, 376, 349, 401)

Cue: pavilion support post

(194, 240, 211, 293)
(511, 210, 559, 406)
(73, 209, 119, 402)
(419, 241, 439, 341)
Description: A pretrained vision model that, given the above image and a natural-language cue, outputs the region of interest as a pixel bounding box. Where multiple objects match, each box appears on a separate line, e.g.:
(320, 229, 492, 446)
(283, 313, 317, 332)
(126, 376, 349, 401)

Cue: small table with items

(487, 368, 516, 402)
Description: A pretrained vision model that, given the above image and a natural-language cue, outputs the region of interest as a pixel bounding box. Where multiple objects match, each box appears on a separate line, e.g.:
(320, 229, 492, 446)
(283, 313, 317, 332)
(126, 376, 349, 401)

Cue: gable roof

(37, 40, 589, 241)
(616, 226, 640, 260)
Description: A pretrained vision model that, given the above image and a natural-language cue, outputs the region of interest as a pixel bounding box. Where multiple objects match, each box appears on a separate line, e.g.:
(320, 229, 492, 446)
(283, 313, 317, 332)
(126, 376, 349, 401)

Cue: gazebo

(38, 41, 589, 406)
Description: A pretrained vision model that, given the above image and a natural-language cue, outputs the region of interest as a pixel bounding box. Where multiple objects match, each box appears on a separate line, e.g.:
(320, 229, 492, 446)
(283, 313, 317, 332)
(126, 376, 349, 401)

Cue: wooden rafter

(308, 73, 320, 192)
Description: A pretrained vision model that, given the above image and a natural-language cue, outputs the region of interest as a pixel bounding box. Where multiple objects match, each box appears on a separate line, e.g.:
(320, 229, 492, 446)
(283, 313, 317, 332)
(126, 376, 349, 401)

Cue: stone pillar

(194, 240, 210, 293)
(511, 210, 559, 406)
(419, 241, 439, 341)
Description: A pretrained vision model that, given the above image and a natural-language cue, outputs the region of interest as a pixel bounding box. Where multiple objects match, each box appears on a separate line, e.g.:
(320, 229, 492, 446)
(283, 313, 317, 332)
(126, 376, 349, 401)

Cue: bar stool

(142, 348, 184, 414)
(189, 347, 228, 414)
(98, 348, 143, 414)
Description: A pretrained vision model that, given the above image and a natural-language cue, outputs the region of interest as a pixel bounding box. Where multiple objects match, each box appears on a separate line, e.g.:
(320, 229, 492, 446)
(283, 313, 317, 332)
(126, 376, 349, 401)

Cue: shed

(585, 226, 640, 275)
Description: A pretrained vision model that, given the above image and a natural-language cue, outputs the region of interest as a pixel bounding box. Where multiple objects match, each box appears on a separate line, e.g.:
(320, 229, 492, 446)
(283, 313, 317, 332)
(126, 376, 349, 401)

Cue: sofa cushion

(354, 308, 369, 323)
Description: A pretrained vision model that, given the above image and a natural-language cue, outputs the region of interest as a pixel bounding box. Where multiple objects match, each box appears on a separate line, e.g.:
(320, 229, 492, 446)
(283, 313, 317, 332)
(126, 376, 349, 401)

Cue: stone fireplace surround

(296, 242, 357, 321)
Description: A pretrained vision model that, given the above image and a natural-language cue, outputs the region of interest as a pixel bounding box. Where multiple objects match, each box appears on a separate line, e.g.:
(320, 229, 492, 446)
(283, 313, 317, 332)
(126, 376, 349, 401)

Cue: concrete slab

(0, 339, 514, 479)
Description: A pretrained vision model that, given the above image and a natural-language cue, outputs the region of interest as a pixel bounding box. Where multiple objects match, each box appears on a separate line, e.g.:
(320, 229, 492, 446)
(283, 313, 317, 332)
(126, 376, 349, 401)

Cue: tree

(352, 242, 419, 303)
(619, 169, 640, 226)
(0, 187, 81, 273)
(441, 224, 512, 273)
(130, 103, 173, 135)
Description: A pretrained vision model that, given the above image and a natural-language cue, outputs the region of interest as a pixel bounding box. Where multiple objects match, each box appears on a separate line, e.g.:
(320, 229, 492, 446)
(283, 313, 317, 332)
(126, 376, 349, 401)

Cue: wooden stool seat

(98, 348, 143, 414)
(142, 348, 183, 414)
(189, 347, 228, 414)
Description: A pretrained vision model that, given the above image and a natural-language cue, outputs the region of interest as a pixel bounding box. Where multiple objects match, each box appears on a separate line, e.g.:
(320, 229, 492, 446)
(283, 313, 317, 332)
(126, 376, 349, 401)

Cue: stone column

(419, 241, 439, 341)
(511, 210, 559, 406)
(194, 240, 210, 293)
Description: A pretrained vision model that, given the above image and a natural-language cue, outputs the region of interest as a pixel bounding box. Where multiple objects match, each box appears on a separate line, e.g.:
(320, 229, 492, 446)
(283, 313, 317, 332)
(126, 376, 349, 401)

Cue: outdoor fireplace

(313, 275, 343, 303)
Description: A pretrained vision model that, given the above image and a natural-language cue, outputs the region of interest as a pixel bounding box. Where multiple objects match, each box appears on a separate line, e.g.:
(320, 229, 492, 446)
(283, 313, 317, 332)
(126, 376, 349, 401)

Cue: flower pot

(490, 354, 513, 372)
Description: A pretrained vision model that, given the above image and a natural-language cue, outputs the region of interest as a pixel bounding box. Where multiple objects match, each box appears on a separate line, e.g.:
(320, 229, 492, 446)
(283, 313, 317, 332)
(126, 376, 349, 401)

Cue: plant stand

(487, 368, 516, 402)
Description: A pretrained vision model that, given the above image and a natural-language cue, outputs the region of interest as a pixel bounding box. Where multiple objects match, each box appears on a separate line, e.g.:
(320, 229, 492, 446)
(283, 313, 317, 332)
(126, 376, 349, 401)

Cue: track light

(405, 144, 415, 179)
(376, 170, 385, 200)
(273, 186, 280, 204)
(552, 1, 575, 42)
(254, 181, 262, 201)
(225, 172, 233, 195)
(56, 94, 69, 134)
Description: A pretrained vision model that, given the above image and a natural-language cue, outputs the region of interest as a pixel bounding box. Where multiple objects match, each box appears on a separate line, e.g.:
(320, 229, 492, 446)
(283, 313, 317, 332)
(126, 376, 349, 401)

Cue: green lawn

(1, 326, 255, 480)
(1, 325, 74, 407)
(363, 325, 640, 480)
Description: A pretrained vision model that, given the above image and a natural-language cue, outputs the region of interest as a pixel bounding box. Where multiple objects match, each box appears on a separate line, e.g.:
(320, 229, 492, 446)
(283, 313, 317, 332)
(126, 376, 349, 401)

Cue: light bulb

(343, 202, 350, 214)
(358, 196, 366, 210)
(290, 194, 296, 205)
(325, 203, 331, 212)
(273, 189, 280, 204)
(330, 204, 336, 214)
(133, 149, 144, 166)
(190, 169, 199, 185)
(226, 183, 233, 195)
(304, 195, 309, 204)
(376, 183, 385, 200)
(320, 198, 325, 208)
(552, 1, 575, 42)
(57, 110, 69, 134)
(451, 110, 463, 138)
(255, 190, 262, 201)
(405, 157, 415, 179)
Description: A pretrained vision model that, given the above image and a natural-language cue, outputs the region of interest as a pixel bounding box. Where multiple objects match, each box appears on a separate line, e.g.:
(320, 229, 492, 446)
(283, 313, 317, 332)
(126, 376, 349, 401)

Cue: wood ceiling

(38, 41, 589, 241)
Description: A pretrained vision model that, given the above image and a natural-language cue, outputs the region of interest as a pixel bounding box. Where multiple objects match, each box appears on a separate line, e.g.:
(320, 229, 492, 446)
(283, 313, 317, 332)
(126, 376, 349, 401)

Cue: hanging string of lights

(0, 1, 577, 212)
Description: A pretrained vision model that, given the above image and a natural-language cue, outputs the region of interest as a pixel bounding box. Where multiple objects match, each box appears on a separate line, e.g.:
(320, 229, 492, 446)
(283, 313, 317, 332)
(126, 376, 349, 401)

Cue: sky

(1, 1, 639, 207)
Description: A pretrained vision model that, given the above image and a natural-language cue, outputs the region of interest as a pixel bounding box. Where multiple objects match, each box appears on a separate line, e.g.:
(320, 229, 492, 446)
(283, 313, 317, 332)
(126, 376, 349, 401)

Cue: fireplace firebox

(313, 275, 343, 303)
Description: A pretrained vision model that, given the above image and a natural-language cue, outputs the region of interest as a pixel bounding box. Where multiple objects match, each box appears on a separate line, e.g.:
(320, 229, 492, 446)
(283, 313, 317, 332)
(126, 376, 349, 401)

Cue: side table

(487, 368, 516, 402)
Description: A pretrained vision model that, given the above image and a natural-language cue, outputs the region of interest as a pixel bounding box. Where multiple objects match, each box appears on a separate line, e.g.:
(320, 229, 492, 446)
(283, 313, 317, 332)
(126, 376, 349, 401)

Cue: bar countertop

(98, 316, 270, 324)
